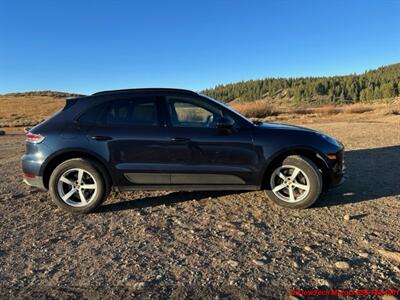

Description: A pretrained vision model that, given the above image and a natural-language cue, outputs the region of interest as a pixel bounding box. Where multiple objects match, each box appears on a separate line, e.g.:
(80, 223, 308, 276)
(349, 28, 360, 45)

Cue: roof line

(92, 88, 197, 96)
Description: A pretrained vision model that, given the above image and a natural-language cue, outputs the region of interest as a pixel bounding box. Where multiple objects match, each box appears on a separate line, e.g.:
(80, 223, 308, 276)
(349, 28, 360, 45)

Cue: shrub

(345, 104, 373, 114)
(383, 108, 400, 115)
(319, 106, 343, 115)
(289, 107, 316, 115)
(232, 101, 280, 118)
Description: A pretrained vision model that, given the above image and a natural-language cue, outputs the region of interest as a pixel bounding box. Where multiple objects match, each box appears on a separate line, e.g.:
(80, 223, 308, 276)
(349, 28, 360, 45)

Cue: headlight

(315, 132, 340, 146)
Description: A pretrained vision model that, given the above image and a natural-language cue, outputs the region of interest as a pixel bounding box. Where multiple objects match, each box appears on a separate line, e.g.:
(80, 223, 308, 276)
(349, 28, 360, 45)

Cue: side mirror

(215, 116, 235, 129)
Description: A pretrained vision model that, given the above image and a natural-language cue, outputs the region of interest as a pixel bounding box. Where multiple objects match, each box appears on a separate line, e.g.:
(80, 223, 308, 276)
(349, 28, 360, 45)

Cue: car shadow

(97, 145, 400, 213)
(317, 145, 400, 207)
(96, 191, 242, 213)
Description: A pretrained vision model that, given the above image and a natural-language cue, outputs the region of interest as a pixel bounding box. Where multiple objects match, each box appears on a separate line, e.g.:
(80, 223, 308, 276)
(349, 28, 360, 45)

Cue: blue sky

(0, 0, 399, 94)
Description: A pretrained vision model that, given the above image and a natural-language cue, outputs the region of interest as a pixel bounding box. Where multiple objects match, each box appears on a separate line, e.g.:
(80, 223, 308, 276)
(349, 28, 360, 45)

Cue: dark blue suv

(21, 88, 345, 213)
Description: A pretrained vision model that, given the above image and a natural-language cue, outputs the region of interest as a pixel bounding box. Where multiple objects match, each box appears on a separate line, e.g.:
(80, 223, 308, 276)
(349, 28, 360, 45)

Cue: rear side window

(78, 97, 159, 127)
(105, 98, 158, 126)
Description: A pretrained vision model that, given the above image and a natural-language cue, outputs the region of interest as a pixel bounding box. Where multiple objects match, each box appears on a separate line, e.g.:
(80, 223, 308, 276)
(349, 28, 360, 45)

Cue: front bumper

(329, 166, 346, 188)
(327, 149, 346, 188)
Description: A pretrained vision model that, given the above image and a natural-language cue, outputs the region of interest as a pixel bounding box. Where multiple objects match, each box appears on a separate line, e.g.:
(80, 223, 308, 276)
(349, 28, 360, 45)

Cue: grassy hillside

(0, 95, 65, 128)
(201, 63, 400, 104)
(1, 90, 84, 98)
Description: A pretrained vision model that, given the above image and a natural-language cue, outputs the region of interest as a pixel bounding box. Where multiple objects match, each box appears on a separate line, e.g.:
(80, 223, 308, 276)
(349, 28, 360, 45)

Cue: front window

(199, 94, 253, 126)
(167, 97, 222, 128)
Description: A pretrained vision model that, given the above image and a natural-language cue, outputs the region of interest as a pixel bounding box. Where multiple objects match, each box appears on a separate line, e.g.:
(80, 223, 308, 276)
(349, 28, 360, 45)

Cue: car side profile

(21, 88, 345, 213)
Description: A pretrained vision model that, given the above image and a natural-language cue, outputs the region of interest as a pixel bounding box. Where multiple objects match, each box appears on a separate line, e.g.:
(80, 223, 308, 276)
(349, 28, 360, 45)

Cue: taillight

(26, 133, 45, 144)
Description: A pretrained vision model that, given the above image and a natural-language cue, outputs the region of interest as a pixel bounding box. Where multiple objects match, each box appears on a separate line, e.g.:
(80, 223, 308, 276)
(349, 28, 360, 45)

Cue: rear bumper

(21, 154, 46, 190)
(23, 175, 46, 190)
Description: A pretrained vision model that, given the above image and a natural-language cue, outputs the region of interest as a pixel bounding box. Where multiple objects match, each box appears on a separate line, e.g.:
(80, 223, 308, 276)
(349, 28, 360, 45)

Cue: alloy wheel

(270, 165, 310, 203)
(57, 168, 98, 207)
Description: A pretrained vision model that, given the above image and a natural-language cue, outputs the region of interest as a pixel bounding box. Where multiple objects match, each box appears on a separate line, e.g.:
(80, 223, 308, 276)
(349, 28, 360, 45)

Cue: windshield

(199, 94, 254, 126)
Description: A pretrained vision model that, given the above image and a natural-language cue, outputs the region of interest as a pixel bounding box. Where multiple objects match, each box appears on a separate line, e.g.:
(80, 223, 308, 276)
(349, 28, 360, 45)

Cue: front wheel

(264, 155, 322, 209)
(49, 158, 110, 213)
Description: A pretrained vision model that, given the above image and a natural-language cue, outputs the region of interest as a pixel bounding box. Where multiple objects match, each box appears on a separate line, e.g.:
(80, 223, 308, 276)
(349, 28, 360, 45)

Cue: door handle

(171, 137, 190, 143)
(91, 135, 112, 141)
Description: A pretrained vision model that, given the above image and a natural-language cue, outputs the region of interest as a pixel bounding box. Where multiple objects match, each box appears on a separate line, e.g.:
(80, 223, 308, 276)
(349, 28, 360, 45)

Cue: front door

(164, 96, 260, 186)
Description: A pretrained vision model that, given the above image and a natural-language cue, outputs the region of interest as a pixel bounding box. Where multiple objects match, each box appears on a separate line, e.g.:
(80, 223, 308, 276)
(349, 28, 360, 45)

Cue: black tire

(49, 158, 110, 213)
(264, 155, 322, 209)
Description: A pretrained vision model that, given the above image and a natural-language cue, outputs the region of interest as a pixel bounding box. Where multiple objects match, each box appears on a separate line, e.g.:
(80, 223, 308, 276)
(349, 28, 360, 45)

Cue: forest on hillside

(201, 63, 400, 104)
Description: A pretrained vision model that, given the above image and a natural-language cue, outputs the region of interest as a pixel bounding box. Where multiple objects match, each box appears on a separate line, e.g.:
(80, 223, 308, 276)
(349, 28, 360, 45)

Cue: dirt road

(0, 116, 399, 299)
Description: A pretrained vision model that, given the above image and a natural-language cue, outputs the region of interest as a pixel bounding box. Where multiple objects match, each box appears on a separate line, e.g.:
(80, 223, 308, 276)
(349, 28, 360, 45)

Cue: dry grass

(284, 106, 344, 117)
(232, 102, 345, 118)
(318, 106, 344, 115)
(344, 104, 373, 114)
(0, 95, 398, 129)
(382, 108, 400, 115)
(383, 99, 400, 115)
(231, 100, 280, 118)
(232, 101, 387, 119)
(0, 96, 64, 127)
(292, 108, 316, 115)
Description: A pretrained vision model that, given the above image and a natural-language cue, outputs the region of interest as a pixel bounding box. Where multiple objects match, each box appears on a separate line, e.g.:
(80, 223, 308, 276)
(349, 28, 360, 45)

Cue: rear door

(80, 95, 172, 186)
(163, 95, 260, 186)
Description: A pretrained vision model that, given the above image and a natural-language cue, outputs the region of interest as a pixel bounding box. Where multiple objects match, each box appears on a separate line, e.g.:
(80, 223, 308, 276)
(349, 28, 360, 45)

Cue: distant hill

(1, 90, 84, 98)
(201, 63, 400, 104)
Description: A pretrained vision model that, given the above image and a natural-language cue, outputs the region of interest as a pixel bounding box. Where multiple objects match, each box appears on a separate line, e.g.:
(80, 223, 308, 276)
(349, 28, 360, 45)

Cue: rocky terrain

(0, 115, 399, 299)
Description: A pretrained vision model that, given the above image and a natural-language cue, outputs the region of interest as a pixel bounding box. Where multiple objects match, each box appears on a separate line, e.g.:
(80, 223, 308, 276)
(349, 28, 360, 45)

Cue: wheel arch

(261, 146, 330, 191)
(41, 149, 113, 189)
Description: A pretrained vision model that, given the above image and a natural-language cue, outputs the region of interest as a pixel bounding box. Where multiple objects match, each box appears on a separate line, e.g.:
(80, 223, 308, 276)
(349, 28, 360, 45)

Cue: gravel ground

(0, 117, 399, 299)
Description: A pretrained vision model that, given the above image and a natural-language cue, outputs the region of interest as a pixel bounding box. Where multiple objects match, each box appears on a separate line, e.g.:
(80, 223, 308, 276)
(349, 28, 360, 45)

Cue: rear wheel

(49, 158, 109, 213)
(264, 155, 322, 209)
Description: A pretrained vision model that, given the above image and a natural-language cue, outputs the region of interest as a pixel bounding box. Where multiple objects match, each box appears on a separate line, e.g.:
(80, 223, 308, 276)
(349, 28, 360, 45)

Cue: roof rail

(92, 88, 197, 96)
